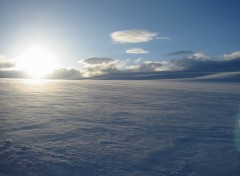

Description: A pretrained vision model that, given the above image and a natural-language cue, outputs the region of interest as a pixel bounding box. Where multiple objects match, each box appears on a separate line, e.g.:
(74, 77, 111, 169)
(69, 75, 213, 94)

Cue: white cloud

(189, 52, 208, 60)
(126, 48, 149, 54)
(223, 51, 240, 60)
(111, 29, 158, 43)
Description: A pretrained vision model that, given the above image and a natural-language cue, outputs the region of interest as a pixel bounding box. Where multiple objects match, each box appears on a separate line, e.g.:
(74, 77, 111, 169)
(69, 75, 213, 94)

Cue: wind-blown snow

(0, 79, 240, 176)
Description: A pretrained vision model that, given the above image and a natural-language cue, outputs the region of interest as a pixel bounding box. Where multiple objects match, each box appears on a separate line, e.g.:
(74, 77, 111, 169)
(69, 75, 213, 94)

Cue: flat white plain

(0, 79, 240, 176)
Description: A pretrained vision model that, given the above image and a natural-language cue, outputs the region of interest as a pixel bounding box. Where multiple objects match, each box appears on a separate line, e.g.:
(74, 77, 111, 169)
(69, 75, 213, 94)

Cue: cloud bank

(46, 68, 81, 79)
(0, 56, 15, 69)
(78, 57, 127, 78)
(171, 52, 240, 72)
(78, 51, 240, 78)
(1, 51, 240, 80)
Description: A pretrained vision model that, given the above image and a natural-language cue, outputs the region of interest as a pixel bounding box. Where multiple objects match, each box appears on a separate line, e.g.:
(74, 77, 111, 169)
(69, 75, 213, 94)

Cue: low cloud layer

(1, 51, 240, 79)
(46, 68, 81, 79)
(126, 48, 149, 54)
(78, 57, 126, 77)
(111, 29, 158, 43)
(171, 52, 240, 71)
(80, 51, 240, 78)
(128, 61, 177, 72)
(0, 56, 15, 69)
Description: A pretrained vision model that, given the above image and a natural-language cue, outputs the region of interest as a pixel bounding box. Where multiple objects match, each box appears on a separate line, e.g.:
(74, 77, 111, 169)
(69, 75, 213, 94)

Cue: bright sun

(16, 45, 59, 79)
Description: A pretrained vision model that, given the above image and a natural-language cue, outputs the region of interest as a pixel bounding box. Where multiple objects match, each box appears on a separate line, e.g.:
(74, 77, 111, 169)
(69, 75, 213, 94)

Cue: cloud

(131, 61, 164, 72)
(129, 61, 176, 72)
(188, 52, 208, 60)
(79, 57, 127, 77)
(81, 57, 115, 65)
(45, 68, 81, 79)
(126, 48, 149, 54)
(1, 50, 240, 79)
(0, 70, 29, 78)
(155, 36, 170, 40)
(0, 56, 15, 69)
(128, 51, 240, 74)
(111, 29, 158, 43)
(171, 52, 240, 71)
(223, 51, 240, 60)
(168, 50, 193, 56)
(134, 58, 142, 63)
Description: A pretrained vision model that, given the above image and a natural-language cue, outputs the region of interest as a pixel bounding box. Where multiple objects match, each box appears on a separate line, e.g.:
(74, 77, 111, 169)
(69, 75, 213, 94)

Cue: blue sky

(0, 0, 240, 78)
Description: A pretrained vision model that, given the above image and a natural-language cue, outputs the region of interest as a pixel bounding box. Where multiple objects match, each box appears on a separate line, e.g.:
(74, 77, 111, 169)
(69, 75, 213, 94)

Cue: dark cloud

(168, 50, 193, 56)
(45, 68, 81, 79)
(0, 70, 29, 78)
(172, 55, 240, 72)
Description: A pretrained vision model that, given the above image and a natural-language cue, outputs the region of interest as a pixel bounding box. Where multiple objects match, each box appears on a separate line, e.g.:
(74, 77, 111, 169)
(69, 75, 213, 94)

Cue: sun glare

(16, 45, 59, 79)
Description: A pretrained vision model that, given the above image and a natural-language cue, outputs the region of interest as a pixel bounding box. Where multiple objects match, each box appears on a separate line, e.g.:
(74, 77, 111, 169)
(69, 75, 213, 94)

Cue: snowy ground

(0, 79, 240, 176)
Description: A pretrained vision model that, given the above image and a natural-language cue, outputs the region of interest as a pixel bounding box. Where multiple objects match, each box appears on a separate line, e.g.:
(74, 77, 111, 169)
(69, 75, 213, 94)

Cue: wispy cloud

(168, 50, 193, 56)
(126, 48, 149, 54)
(156, 36, 170, 40)
(80, 57, 115, 65)
(134, 58, 143, 63)
(111, 29, 158, 43)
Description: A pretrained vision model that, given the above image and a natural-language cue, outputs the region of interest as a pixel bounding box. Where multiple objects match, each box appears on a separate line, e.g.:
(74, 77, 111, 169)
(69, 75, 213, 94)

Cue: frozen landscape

(0, 78, 240, 176)
(1, 0, 240, 175)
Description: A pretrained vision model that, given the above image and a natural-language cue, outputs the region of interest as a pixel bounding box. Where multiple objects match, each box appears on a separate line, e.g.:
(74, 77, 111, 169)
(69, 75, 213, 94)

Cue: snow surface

(0, 79, 240, 176)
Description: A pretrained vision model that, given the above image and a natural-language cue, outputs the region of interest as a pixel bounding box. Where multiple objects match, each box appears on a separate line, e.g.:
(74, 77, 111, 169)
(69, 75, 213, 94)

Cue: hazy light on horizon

(15, 44, 60, 78)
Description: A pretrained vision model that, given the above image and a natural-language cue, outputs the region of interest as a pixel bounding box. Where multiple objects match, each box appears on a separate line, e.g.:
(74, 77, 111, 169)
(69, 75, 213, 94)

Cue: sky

(0, 0, 240, 79)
